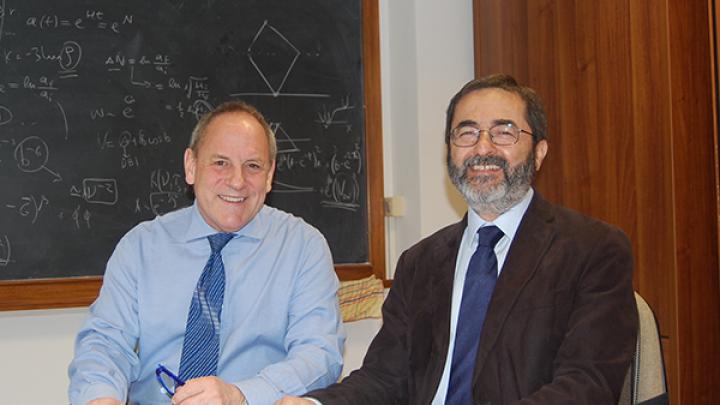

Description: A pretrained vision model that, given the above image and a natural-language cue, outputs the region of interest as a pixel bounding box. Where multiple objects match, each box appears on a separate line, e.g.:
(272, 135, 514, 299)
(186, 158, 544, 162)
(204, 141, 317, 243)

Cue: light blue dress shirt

(68, 203, 345, 405)
(431, 188, 534, 404)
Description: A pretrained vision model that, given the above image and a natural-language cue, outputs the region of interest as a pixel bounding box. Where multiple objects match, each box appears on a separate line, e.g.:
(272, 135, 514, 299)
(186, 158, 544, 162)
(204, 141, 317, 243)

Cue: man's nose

(228, 166, 245, 189)
(471, 130, 497, 154)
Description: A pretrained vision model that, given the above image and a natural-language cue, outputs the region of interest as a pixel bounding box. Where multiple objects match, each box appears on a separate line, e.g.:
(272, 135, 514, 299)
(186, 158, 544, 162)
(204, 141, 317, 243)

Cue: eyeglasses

(450, 123, 532, 147)
(155, 364, 185, 398)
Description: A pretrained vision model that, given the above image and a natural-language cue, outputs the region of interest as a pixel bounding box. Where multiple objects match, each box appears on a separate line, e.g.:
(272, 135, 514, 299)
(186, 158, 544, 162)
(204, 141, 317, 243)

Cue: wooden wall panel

(473, 1, 720, 404)
(666, 2, 720, 402)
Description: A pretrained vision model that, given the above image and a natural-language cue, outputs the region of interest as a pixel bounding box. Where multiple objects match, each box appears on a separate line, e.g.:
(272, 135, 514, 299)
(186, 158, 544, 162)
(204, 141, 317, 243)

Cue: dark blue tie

(445, 225, 504, 404)
(178, 232, 233, 381)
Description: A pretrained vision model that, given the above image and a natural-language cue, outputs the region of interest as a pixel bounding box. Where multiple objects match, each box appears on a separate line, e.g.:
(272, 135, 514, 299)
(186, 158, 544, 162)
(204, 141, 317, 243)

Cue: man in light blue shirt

(68, 101, 345, 405)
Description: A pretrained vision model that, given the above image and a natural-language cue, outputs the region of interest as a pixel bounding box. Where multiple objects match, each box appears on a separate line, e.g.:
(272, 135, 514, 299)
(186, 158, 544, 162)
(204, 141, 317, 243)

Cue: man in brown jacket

(278, 74, 637, 404)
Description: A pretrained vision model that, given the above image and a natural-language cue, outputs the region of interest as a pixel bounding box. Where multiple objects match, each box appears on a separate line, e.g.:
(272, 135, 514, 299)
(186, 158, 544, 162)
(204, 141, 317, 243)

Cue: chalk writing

(0, 235, 10, 267)
(0, 0, 368, 280)
(133, 169, 185, 216)
(13, 136, 62, 181)
(5, 194, 49, 223)
(71, 205, 92, 229)
(273, 142, 363, 211)
(78, 178, 118, 205)
(22, 10, 134, 34)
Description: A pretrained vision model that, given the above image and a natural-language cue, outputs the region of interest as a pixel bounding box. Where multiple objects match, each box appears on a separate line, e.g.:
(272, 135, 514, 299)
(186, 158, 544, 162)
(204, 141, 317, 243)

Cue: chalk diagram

(270, 120, 318, 194)
(272, 122, 307, 154)
(232, 19, 334, 100)
(14, 135, 62, 182)
(229, 21, 362, 211)
(0, 100, 68, 169)
(234, 20, 330, 99)
(272, 121, 312, 195)
(315, 95, 354, 131)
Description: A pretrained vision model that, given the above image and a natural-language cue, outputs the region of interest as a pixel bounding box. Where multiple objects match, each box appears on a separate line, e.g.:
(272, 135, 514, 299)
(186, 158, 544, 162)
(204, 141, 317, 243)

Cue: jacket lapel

(427, 218, 466, 393)
(474, 194, 557, 372)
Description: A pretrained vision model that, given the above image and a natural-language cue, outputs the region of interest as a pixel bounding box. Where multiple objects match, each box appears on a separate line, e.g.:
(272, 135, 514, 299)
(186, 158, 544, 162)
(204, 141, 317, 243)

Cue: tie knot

(208, 233, 233, 253)
(476, 225, 503, 248)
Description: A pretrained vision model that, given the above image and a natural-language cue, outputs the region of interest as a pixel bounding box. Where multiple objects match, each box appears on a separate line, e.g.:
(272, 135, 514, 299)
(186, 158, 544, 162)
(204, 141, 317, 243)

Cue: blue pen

(155, 364, 185, 398)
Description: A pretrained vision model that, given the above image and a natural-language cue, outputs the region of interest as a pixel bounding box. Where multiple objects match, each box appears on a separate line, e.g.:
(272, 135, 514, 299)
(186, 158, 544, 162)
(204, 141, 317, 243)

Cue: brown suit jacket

(310, 193, 638, 404)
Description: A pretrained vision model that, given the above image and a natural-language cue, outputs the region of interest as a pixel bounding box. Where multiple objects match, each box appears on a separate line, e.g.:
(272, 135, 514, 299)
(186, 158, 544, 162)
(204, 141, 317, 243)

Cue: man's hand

(86, 398, 123, 405)
(274, 396, 317, 405)
(172, 376, 246, 405)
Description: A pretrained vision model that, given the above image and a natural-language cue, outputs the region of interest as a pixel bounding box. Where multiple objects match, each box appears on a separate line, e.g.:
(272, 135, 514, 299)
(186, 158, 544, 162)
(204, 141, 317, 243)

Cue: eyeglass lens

(155, 365, 184, 398)
(452, 124, 519, 146)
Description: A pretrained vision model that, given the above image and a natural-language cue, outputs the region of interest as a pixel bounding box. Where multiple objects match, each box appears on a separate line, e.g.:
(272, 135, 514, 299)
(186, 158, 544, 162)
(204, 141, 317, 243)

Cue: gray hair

(445, 74, 548, 146)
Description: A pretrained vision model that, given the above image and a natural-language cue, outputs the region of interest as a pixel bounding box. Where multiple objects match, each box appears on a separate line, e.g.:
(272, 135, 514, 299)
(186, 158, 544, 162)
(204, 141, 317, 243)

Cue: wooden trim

(362, 0, 387, 282)
(0, 0, 386, 310)
(713, 0, 720, 283)
(667, 1, 720, 402)
(335, 264, 375, 281)
(0, 277, 102, 311)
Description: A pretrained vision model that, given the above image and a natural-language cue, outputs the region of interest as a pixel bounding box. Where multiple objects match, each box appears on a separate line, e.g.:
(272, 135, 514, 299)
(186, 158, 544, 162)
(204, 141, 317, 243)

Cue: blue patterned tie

(445, 225, 504, 404)
(178, 232, 234, 381)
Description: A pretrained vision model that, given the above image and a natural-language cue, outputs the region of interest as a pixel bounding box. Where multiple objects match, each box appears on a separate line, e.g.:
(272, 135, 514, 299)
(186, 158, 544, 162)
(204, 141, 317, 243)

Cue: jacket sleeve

(513, 227, 638, 404)
(307, 250, 415, 405)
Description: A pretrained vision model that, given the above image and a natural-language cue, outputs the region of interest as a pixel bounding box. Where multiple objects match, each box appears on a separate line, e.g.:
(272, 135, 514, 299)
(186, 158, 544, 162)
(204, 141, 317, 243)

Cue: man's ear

(265, 160, 276, 193)
(534, 140, 548, 171)
(184, 148, 197, 185)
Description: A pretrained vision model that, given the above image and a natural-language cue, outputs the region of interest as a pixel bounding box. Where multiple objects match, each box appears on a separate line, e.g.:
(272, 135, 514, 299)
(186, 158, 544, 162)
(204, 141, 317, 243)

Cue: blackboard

(0, 0, 385, 308)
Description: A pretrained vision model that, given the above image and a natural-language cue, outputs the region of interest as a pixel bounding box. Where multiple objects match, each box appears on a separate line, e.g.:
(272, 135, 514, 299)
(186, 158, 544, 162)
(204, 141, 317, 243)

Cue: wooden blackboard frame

(0, 0, 385, 311)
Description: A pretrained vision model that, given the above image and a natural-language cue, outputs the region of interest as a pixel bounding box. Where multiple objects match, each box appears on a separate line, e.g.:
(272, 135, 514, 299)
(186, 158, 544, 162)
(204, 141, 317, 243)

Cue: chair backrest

(618, 292, 669, 405)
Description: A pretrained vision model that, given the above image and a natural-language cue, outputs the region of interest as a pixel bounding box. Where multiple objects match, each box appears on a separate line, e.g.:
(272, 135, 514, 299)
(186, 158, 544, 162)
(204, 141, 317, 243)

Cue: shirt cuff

(75, 383, 124, 405)
(303, 398, 323, 405)
(235, 377, 279, 405)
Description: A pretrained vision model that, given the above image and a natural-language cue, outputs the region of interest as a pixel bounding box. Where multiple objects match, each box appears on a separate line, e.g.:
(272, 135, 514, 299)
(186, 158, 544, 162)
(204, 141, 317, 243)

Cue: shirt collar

(467, 187, 534, 241)
(184, 201, 267, 242)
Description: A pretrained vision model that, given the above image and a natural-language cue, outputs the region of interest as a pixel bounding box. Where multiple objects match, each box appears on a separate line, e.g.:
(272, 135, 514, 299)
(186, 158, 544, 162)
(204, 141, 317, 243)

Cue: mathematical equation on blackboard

(0, 0, 368, 276)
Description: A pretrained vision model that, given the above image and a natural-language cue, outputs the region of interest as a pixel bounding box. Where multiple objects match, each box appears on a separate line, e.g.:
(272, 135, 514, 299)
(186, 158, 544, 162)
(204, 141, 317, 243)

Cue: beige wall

(0, 1, 475, 403)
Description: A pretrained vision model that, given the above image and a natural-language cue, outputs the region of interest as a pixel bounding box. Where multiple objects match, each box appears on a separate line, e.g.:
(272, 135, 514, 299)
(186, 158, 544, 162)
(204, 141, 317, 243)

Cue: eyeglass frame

(155, 364, 186, 398)
(450, 122, 533, 147)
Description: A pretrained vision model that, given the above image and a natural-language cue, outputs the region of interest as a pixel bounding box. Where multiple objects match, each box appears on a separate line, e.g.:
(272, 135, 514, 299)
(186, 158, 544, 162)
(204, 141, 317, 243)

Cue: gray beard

(448, 150, 536, 217)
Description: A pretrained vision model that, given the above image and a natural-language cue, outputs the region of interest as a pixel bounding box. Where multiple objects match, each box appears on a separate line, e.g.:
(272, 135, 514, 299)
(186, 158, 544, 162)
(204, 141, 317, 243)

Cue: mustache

(462, 155, 509, 171)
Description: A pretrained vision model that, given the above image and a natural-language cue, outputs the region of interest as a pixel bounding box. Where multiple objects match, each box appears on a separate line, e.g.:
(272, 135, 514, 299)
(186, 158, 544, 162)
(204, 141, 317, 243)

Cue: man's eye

(213, 160, 227, 167)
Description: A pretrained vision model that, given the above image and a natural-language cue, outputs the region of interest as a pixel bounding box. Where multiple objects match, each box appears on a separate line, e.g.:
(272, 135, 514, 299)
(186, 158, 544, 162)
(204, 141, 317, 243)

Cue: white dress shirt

(431, 188, 534, 404)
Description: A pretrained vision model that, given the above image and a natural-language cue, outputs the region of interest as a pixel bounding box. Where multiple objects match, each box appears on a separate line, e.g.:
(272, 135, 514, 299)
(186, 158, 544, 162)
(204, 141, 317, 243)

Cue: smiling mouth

(219, 195, 246, 203)
(469, 164, 501, 171)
